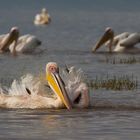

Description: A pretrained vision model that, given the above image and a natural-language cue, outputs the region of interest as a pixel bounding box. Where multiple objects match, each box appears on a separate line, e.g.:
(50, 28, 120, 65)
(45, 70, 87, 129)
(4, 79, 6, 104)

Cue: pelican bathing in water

(92, 27, 140, 53)
(0, 62, 90, 109)
(34, 8, 51, 26)
(0, 27, 41, 55)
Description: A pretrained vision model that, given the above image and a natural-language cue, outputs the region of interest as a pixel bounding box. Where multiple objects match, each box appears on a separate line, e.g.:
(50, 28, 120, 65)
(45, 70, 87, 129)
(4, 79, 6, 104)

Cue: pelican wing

(105, 32, 130, 46)
(119, 33, 140, 48)
(9, 34, 41, 53)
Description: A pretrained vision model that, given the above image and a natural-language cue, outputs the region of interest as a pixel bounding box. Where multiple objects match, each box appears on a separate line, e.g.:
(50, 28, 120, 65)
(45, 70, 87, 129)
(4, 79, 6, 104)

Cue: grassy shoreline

(87, 75, 138, 91)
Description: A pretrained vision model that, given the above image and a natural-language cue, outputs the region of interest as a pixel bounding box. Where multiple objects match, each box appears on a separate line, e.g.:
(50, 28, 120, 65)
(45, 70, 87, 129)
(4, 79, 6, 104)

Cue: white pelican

(34, 8, 51, 26)
(92, 27, 140, 53)
(0, 62, 90, 109)
(0, 27, 41, 55)
(9, 34, 41, 54)
(0, 27, 19, 55)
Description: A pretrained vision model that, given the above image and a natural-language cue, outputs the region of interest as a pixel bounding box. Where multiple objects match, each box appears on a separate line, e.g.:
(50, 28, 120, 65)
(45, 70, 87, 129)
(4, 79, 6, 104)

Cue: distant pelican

(0, 27, 41, 55)
(0, 62, 90, 109)
(92, 27, 140, 53)
(0, 27, 19, 55)
(9, 34, 41, 54)
(34, 8, 51, 26)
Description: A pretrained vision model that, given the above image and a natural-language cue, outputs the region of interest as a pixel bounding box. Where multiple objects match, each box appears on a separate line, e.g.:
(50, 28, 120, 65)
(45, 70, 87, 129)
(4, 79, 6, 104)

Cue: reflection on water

(0, 109, 140, 140)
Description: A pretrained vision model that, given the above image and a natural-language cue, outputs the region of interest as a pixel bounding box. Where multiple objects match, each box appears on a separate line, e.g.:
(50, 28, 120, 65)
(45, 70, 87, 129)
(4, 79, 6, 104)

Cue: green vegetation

(104, 56, 140, 64)
(87, 75, 138, 90)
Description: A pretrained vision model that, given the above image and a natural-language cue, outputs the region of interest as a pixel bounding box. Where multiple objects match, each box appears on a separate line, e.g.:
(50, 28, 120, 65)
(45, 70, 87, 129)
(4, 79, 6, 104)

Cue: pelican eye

(74, 93, 81, 104)
(49, 66, 57, 73)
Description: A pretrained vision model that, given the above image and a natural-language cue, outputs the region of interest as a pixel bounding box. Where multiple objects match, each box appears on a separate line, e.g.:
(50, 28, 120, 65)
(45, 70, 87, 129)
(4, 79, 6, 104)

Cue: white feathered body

(0, 67, 88, 109)
(34, 13, 51, 25)
(9, 34, 41, 53)
(0, 74, 63, 109)
(105, 32, 140, 53)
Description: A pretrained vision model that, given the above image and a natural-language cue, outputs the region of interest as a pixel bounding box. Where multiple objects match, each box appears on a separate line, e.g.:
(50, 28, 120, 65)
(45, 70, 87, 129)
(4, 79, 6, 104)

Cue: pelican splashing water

(0, 62, 90, 109)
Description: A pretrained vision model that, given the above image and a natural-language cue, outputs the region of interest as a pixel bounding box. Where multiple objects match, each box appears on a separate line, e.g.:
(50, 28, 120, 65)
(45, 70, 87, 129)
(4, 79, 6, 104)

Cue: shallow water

(0, 109, 140, 140)
(0, 0, 140, 139)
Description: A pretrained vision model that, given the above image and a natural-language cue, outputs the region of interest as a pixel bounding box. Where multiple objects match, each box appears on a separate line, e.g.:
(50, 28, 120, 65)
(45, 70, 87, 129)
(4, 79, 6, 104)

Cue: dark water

(0, 109, 140, 140)
(0, 0, 140, 139)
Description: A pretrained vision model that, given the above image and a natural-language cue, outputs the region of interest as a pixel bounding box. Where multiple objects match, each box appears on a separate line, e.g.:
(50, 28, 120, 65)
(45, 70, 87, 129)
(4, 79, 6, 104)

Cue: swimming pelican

(0, 27, 19, 55)
(9, 34, 41, 54)
(34, 8, 51, 26)
(0, 62, 90, 109)
(92, 27, 140, 53)
(0, 27, 41, 55)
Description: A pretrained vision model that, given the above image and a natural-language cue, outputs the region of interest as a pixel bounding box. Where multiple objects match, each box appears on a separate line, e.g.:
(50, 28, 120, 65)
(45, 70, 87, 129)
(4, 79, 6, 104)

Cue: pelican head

(0, 27, 19, 52)
(9, 27, 19, 44)
(46, 62, 90, 109)
(46, 62, 73, 110)
(92, 27, 114, 53)
(42, 8, 47, 14)
(10, 27, 19, 33)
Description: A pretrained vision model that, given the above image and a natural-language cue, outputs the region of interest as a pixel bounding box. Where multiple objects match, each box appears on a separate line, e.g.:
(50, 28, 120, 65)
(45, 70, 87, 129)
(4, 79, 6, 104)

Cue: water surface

(0, 0, 140, 139)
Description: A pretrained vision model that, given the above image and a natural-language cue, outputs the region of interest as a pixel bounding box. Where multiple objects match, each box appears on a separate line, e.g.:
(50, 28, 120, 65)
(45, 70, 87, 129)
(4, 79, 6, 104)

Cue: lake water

(0, 0, 140, 139)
